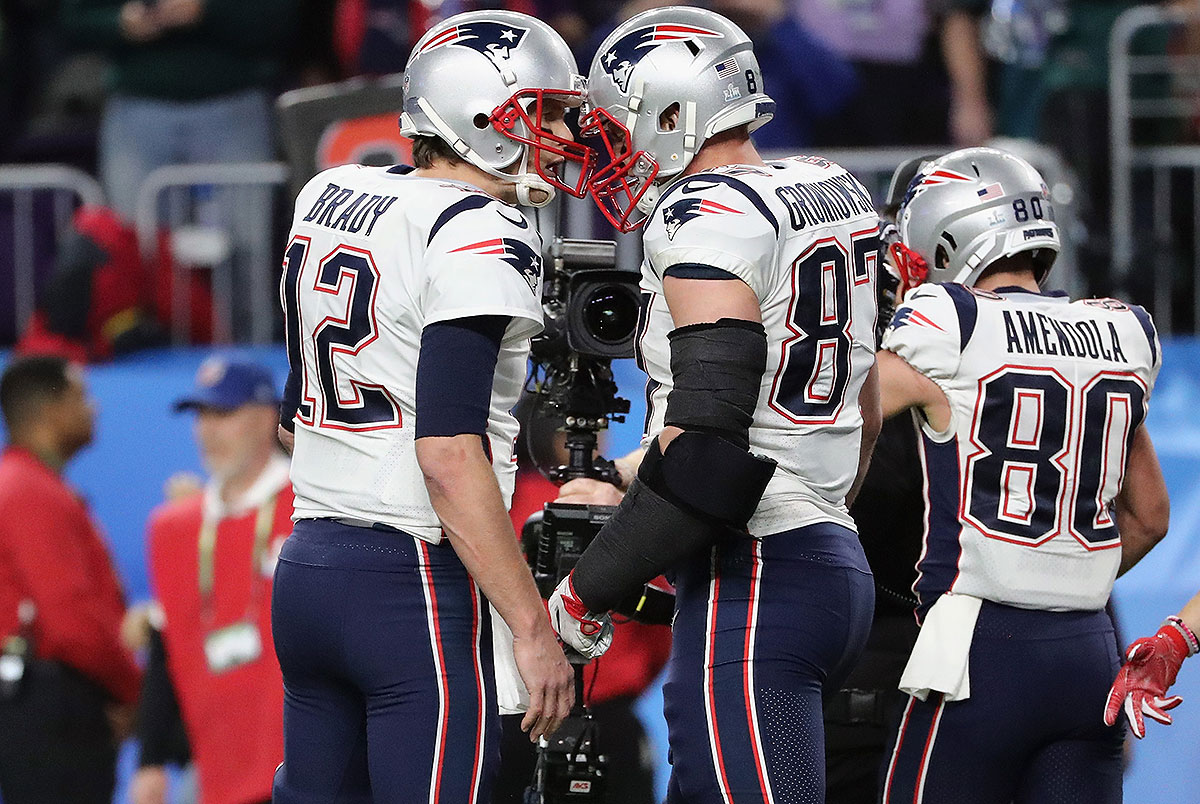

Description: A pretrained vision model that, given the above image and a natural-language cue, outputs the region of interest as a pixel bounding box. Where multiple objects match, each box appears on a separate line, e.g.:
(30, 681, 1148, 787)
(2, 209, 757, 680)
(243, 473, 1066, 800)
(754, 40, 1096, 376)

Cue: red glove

(1104, 617, 1198, 738)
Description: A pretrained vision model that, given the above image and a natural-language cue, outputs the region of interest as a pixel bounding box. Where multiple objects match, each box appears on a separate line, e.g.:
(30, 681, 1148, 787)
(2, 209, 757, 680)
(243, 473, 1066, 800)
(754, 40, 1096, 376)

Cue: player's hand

(155, 0, 205, 29)
(119, 1, 162, 41)
(277, 424, 295, 455)
(548, 574, 614, 660)
(511, 621, 574, 742)
(1104, 628, 1189, 738)
(556, 478, 625, 506)
(131, 766, 169, 804)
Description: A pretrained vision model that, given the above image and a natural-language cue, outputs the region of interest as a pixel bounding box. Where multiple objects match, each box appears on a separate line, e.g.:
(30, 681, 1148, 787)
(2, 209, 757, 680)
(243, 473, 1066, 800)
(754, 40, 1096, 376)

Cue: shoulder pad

(651, 172, 779, 237)
(427, 195, 532, 247)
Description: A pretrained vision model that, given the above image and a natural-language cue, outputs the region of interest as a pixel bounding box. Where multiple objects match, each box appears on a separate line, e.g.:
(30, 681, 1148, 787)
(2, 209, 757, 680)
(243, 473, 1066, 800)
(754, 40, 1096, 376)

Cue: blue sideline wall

(11, 341, 1200, 802)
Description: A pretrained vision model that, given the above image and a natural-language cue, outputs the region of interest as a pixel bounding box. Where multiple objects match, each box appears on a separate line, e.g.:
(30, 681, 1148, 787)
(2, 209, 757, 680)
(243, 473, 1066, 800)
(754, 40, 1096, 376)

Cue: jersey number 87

(769, 228, 878, 424)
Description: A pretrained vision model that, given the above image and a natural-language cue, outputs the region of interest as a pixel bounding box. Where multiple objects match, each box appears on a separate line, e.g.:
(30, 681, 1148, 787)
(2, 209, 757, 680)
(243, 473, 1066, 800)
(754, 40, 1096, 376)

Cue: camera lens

(583, 287, 639, 344)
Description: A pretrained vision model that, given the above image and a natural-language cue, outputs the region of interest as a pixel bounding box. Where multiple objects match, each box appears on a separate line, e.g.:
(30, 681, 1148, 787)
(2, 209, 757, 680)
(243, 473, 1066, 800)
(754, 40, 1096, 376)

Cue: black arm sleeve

(663, 263, 740, 281)
(136, 628, 191, 767)
(279, 367, 300, 432)
(415, 316, 510, 439)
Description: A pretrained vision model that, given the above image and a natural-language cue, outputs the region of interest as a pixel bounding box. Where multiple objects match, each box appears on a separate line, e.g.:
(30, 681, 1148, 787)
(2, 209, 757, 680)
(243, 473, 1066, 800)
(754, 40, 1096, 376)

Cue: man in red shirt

(134, 357, 292, 804)
(0, 355, 141, 804)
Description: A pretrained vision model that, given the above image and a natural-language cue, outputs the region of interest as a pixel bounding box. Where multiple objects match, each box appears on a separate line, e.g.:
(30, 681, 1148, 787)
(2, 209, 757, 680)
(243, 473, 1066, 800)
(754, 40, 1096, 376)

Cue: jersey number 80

(965, 366, 1146, 549)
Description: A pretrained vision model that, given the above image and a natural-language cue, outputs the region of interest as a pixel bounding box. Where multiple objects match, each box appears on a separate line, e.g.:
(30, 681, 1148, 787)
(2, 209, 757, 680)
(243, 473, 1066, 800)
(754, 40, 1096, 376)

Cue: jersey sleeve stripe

(940, 283, 979, 353)
(427, 195, 494, 246)
(1128, 304, 1159, 367)
(663, 263, 741, 281)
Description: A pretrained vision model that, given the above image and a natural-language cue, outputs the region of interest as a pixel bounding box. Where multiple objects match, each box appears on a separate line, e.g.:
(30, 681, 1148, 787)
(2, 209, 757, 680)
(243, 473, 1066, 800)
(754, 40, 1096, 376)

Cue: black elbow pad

(570, 433, 776, 613)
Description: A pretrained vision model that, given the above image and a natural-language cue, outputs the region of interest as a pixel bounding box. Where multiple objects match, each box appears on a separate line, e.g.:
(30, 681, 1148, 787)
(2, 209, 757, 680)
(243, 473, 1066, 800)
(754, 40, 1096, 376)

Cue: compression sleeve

(663, 264, 740, 281)
(415, 315, 509, 439)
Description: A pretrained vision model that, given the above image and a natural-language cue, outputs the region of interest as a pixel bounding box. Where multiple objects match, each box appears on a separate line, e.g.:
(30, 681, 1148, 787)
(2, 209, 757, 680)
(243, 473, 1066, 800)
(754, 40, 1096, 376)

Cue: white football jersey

(281, 164, 543, 542)
(882, 283, 1161, 613)
(638, 156, 880, 536)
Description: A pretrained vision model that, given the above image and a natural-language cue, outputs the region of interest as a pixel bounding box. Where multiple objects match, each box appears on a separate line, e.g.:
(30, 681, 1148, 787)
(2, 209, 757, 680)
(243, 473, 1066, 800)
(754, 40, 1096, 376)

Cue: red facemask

(579, 107, 659, 233)
(489, 88, 596, 198)
(889, 241, 929, 301)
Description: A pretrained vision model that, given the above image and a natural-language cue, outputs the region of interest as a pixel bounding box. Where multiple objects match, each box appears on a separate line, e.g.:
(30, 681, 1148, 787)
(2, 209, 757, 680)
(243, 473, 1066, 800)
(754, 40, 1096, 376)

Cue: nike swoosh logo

(496, 208, 529, 229)
(680, 180, 722, 194)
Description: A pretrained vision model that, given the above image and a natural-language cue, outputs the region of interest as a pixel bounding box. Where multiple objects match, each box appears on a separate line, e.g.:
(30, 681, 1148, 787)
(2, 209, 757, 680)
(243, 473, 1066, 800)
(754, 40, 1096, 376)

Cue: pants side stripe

(419, 540, 449, 804)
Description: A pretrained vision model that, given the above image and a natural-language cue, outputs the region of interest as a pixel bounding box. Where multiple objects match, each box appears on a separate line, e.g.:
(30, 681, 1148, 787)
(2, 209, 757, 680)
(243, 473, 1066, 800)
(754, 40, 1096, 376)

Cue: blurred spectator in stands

(17, 206, 167, 362)
(133, 356, 292, 804)
(585, 0, 855, 149)
(15, 205, 217, 360)
(975, 0, 1172, 295)
(290, 0, 342, 86)
(795, 0, 992, 146)
(0, 355, 141, 804)
(59, 0, 297, 218)
(712, 0, 858, 150)
(60, 0, 297, 340)
(1, 0, 105, 165)
(333, 0, 547, 76)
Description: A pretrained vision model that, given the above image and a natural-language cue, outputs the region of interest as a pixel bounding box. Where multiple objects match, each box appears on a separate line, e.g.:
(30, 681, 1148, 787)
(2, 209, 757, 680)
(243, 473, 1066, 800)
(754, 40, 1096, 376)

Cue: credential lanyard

(198, 494, 278, 622)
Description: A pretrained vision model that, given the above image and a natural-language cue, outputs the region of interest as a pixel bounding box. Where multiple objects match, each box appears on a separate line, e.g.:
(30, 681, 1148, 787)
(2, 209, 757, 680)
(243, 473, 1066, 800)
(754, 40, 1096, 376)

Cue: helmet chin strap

(416, 97, 556, 208)
(512, 146, 556, 208)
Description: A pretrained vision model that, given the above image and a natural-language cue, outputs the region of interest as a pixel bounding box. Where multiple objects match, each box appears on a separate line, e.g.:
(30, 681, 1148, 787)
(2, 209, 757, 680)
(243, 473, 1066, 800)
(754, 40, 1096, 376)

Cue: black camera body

(533, 239, 641, 364)
(526, 713, 608, 804)
(519, 239, 660, 804)
(526, 503, 616, 599)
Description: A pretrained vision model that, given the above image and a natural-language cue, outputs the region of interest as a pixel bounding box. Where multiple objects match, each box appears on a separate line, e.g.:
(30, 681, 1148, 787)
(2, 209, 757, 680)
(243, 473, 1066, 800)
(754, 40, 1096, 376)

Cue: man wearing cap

(134, 356, 292, 804)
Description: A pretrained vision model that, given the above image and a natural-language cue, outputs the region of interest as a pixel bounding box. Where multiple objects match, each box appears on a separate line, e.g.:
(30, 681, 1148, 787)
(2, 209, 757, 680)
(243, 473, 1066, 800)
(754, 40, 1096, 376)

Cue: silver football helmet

(400, 10, 594, 207)
(582, 6, 775, 231)
(895, 147, 1059, 287)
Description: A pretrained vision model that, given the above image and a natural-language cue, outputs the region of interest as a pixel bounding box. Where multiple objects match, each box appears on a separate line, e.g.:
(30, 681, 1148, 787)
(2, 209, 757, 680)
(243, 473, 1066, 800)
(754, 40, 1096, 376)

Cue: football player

(823, 155, 937, 803)
(547, 7, 882, 802)
(1106, 590, 1200, 739)
(875, 146, 1170, 803)
(271, 11, 592, 803)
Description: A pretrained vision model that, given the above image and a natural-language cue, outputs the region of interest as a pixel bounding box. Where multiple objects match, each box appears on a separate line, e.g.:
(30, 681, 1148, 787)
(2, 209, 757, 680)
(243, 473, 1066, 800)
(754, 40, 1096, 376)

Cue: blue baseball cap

(173, 357, 279, 412)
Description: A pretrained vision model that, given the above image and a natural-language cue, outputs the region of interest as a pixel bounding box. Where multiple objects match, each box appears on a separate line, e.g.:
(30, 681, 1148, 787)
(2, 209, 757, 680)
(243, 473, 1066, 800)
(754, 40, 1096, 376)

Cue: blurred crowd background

(1, 0, 1200, 355)
(3, 1, 1200, 803)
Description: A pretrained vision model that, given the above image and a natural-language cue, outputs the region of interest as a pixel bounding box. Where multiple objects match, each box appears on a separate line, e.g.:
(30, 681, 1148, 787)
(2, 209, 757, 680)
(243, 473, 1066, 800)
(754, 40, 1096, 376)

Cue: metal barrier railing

(0, 148, 1084, 349)
(134, 161, 289, 345)
(1111, 4, 1200, 334)
(0, 164, 104, 338)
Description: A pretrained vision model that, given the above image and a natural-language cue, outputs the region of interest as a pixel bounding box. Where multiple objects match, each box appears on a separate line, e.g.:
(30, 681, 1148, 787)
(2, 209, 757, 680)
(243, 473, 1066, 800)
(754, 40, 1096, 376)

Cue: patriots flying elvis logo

(600, 24, 722, 94)
(449, 238, 542, 294)
(662, 197, 744, 240)
(900, 167, 975, 209)
(416, 21, 529, 72)
(890, 307, 945, 332)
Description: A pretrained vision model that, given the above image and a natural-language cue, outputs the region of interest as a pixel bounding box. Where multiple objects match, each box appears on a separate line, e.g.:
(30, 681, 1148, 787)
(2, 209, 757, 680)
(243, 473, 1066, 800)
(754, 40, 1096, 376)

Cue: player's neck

(413, 161, 517, 205)
(975, 270, 1040, 293)
(682, 131, 765, 177)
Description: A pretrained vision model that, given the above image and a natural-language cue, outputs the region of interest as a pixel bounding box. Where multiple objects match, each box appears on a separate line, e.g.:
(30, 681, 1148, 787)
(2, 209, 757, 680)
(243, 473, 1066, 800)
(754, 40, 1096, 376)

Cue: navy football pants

(881, 602, 1124, 804)
(271, 519, 499, 804)
(664, 522, 875, 804)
